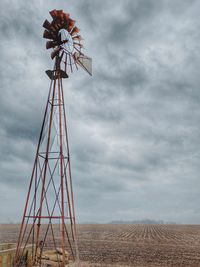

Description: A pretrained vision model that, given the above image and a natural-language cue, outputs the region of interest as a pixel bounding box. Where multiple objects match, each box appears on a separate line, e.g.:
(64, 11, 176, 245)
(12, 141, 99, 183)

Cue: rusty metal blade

(52, 20, 63, 31)
(63, 13, 70, 21)
(72, 35, 83, 41)
(43, 19, 52, 31)
(68, 19, 76, 32)
(57, 10, 63, 18)
(71, 27, 80, 36)
(49, 9, 58, 19)
(46, 41, 59, 49)
(43, 30, 54, 40)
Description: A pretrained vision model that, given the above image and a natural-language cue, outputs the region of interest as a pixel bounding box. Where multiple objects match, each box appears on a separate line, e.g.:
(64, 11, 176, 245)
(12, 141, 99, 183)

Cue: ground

(1, 224, 200, 266)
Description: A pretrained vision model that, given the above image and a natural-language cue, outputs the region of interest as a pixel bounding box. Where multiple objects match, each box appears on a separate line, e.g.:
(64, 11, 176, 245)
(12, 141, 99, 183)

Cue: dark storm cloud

(1, 0, 200, 223)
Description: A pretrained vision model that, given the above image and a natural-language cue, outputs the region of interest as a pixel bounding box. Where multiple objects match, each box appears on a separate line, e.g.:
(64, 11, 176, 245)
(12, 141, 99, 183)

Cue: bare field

(1, 224, 200, 266)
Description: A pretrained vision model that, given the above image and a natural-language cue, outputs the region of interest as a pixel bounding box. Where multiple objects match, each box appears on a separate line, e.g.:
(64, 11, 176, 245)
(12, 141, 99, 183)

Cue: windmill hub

(59, 29, 74, 53)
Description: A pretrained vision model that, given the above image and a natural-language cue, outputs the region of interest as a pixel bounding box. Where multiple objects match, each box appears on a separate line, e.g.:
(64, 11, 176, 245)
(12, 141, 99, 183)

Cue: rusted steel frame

(58, 74, 66, 267)
(40, 151, 60, 154)
(38, 185, 60, 266)
(36, 115, 75, 259)
(58, 80, 74, 240)
(14, 77, 54, 266)
(35, 148, 60, 264)
(49, 132, 57, 153)
(16, 157, 45, 256)
(47, 162, 62, 207)
(17, 157, 59, 263)
(61, 79, 76, 224)
(47, 156, 68, 160)
(38, 154, 46, 159)
(38, 159, 60, 232)
(19, 149, 55, 263)
(37, 158, 61, 265)
(34, 74, 57, 263)
(32, 156, 38, 260)
(47, 160, 75, 259)
(14, 161, 37, 266)
(25, 215, 71, 219)
(14, 156, 45, 265)
(63, 157, 75, 241)
(60, 79, 79, 261)
(38, 187, 63, 266)
(48, 99, 53, 106)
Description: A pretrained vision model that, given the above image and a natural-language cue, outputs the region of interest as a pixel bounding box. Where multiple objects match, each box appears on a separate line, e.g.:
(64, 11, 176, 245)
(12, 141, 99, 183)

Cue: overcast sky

(1, 0, 200, 224)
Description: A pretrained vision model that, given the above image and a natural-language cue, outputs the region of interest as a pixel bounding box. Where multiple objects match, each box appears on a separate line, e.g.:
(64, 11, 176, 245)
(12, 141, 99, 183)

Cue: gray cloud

(0, 0, 200, 224)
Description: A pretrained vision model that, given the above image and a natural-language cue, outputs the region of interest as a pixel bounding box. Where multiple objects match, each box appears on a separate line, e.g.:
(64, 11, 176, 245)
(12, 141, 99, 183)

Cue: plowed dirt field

(1, 224, 200, 267)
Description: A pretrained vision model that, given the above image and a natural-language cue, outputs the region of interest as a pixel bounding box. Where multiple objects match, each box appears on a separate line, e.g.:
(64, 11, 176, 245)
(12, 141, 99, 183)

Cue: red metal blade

(52, 20, 64, 31)
(68, 19, 76, 32)
(72, 35, 83, 41)
(49, 9, 58, 19)
(63, 13, 70, 21)
(43, 19, 52, 31)
(71, 26, 80, 36)
(57, 10, 63, 18)
(43, 30, 54, 40)
(46, 41, 59, 49)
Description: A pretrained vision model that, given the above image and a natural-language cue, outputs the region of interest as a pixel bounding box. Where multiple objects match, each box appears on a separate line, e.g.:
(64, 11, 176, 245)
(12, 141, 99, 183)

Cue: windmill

(14, 9, 92, 267)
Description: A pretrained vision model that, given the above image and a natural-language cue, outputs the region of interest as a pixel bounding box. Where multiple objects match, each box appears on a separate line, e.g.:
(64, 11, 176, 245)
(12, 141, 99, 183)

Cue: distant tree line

(109, 219, 176, 224)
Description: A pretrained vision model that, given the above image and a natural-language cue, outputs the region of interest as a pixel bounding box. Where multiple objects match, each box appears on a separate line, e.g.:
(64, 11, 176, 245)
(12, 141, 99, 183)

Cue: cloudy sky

(1, 0, 200, 224)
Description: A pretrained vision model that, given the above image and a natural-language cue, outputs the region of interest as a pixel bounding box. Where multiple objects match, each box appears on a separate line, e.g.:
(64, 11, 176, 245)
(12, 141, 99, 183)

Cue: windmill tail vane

(14, 9, 92, 267)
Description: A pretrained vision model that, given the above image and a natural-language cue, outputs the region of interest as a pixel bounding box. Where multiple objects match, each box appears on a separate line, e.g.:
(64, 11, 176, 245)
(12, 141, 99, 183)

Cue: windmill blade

(43, 30, 55, 40)
(74, 53, 92, 76)
(57, 10, 64, 19)
(72, 35, 83, 41)
(43, 19, 52, 31)
(71, 26, 80, 36)
(63, 13, 70, 21)
(49, 9, 58, 19)
(68, 19, 76, 32)
(51, 18, 65, 31)
(46, 41, 59, 49)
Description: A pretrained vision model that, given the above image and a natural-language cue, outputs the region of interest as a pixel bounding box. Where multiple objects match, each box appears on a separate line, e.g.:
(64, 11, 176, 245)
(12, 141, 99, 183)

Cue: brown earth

(1, 224, 200, 267)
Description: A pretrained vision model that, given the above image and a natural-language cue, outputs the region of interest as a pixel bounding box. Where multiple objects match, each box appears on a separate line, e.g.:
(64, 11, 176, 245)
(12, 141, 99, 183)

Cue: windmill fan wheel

(43, 9, 92, 77)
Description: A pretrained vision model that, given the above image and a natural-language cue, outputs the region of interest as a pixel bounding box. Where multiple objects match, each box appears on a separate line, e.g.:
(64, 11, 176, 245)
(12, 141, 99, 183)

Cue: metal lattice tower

(14, 9, 92, 267)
